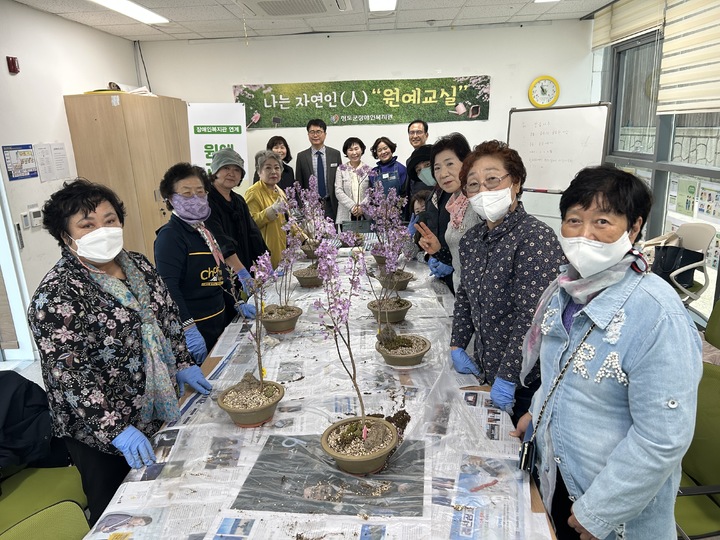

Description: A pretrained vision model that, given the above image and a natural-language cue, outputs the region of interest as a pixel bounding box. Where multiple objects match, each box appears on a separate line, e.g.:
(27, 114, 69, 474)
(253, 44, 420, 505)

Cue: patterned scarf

(445, 192, 470, 229)
(519, 249, 648, 384)
(89, 251, 180, 424)
(193, 222, 225, 268)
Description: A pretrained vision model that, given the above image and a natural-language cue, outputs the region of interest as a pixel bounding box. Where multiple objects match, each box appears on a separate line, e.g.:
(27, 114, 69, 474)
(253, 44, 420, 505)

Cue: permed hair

(42, 178, 126, 247)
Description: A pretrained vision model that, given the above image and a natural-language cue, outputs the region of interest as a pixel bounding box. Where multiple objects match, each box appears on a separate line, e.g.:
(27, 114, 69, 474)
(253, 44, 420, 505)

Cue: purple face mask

(171, 194, 211, 223)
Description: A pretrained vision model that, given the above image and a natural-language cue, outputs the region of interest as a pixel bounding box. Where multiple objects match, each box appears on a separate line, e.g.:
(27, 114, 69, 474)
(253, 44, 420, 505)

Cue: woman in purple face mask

(155, 163, 254, 365)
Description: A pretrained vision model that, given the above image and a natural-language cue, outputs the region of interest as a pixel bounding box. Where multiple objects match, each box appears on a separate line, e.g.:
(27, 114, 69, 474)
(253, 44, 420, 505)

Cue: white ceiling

(15, 0, 613, 41)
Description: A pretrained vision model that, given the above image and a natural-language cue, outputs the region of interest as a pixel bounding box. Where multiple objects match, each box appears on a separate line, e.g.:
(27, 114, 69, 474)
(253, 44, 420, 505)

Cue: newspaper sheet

(85, 260, 551, 540)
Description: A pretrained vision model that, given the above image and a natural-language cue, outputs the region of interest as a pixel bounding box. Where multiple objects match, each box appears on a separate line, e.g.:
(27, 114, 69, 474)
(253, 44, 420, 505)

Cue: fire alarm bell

(7, 56, 20, 74)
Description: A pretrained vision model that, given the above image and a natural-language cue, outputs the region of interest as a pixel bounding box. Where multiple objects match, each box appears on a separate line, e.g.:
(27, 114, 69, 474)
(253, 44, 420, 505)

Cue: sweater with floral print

(27, 249, 193, 453)
(451, 204, 565, 385)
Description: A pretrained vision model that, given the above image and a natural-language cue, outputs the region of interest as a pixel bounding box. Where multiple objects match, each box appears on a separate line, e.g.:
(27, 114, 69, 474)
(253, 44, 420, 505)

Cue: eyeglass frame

(308, 129, 325, 136)
(463, 173, 512, 195)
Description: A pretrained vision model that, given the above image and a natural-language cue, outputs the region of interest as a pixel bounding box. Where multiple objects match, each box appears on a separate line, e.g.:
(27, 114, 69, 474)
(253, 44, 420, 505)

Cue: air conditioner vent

(257, 0, 328, 16)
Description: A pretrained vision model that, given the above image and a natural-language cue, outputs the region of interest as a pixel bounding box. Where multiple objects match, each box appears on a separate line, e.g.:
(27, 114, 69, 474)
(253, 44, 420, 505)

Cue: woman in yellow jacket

(244, 150, 287, 268)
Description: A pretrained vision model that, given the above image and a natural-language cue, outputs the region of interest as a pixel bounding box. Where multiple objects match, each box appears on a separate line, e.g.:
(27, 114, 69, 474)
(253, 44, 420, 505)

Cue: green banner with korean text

(233, 76, 490, 129)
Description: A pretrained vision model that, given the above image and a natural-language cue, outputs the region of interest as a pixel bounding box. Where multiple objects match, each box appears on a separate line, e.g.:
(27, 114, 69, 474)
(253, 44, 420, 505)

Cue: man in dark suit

(295, 119, 342, 220)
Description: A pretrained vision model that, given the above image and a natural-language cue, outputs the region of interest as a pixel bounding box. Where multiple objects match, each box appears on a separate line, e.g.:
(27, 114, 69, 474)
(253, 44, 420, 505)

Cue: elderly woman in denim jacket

(513, 167, 702, 539)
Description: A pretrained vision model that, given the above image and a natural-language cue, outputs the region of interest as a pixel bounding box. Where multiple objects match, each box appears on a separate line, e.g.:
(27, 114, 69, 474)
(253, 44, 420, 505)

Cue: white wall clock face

(529, 76, 560, 108)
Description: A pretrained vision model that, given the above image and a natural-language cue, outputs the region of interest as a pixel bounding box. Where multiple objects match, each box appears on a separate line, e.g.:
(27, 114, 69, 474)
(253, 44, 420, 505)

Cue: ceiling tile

(95, 23, 166, 36)
(195, 29, 260, 38)
(398, 0, 465, 7)
(310, 24, 368, 32)
(304, 13, 367, 25)
(459, 4, 526, 19)
(463, 0, 525, 6)
(514, 2, 555, 16)
(367, 21, 397, 30)
(459, 16, 517, 25)
(139, 0, 209, 7)
(13, 0, 612, 42)
(153, 5, 236, 22)
(15, 0, 104, 14)
(126, 33, 187, 41)
(397, 8, 460, 23)
(396, 20, 454, 29)
(246, 18, 312, 29)
(59, 11, 139, 25)
(149, 22, 195, 34)
(182, 19, 247, 32)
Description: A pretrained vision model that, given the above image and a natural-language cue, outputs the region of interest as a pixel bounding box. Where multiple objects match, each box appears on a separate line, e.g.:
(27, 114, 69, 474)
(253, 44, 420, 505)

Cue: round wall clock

(528, 75, 560, 108)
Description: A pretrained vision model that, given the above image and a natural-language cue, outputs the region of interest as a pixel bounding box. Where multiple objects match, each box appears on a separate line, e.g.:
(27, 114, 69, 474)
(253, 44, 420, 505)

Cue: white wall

(140, 20, 594, 183)
(0, 0, 138, 292)
(0, 0, 137, 360)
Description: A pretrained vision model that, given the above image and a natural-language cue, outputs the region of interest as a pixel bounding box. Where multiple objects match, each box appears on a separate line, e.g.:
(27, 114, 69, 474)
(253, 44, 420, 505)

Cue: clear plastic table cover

(86, 260, 551, 540)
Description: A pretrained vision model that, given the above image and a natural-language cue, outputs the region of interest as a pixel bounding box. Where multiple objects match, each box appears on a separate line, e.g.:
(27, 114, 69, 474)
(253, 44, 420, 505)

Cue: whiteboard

(507, 103, 611, 192)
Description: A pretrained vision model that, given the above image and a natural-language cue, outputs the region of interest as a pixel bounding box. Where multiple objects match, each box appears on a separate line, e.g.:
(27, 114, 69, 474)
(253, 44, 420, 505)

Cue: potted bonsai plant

(362, 184, 413, 323)
(313, 234, 398, 474)
(287, 177, 336, 287)
(258, 222, 304, 334)
(217, 251, 285, 427)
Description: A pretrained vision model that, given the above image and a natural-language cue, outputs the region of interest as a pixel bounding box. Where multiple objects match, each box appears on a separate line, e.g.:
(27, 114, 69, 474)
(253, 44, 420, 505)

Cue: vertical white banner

(187, 103, 248, 179)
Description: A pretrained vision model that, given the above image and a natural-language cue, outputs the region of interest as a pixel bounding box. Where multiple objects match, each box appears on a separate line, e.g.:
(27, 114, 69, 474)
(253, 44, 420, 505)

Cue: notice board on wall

(507, 103, 611, 232)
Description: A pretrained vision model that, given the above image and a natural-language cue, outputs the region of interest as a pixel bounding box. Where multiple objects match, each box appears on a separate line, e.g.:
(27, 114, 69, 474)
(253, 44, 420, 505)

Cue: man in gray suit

(295, 119, 342, 220)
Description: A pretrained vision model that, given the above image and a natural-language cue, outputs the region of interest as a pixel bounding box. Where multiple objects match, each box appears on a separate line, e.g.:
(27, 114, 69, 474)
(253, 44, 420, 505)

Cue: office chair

(675, 362, 720, 539)
(704, 299, 720, 350)
(667, 223, 716, 306)
(0, 466, 89, 540)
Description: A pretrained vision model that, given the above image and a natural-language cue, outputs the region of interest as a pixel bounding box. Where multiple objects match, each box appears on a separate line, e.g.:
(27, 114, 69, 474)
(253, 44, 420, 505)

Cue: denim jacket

(531, 267, 702, 540)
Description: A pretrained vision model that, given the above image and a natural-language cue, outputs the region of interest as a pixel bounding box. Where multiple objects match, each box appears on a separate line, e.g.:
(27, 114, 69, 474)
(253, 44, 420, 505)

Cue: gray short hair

(255, 150, 283, 172)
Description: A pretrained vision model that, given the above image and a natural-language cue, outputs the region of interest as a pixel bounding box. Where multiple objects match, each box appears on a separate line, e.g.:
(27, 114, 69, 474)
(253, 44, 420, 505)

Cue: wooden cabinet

(64, 93, 190, 262)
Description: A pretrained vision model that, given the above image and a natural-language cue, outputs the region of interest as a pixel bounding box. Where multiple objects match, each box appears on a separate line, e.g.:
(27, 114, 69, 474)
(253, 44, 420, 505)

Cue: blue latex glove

(236, 268, 254, 296)
(236, 301, 256, 319)
(451, 348, 481, 376)
(274, 268, 285, 278)
(176, 365, 212, 397)
(407, 214, 420, 236)
(112, 426, 156, 469)
(184, 325, 207, 365)
(428, 257, 454, 278)
(490, 378, 516, 416)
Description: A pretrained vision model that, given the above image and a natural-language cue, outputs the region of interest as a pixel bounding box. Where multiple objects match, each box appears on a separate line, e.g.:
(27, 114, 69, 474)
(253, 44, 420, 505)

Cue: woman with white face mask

(449, 140, 565, 425)
(512, 166, 701, 540)
(28, 179, 211, 526)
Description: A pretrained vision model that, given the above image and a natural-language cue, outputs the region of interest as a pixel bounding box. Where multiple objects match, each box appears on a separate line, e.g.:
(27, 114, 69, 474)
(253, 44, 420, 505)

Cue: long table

(85, 259, 554, 539)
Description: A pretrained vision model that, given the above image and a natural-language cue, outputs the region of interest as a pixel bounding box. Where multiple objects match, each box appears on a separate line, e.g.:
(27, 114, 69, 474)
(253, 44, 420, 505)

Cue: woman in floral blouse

(27, 179, 211, 525)
(450, 141, 565, 426)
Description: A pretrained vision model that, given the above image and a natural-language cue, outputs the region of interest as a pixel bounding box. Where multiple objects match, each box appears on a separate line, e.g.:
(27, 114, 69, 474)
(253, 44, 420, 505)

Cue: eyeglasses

(408, 130, 425, 136)
(308, 129, 325, 135)
(175, 190, 207, 198)
(464, 173, 511, 195)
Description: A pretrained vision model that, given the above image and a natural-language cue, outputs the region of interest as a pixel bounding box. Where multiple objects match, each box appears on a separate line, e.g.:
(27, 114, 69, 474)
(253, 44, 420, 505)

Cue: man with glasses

(407, 119, 429, 150)
(296, 119, 342, 220)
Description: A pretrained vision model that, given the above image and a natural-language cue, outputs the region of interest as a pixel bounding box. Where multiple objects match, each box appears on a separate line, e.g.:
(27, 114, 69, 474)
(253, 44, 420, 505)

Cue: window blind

(592, 0, 665, 50)
(657, 0, 720, 114)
